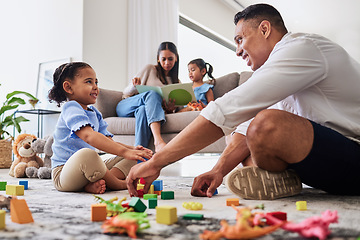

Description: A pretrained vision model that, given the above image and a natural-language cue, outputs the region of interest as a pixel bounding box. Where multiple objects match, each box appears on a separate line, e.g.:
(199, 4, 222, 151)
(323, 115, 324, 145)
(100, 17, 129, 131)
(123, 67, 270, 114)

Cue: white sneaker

(226, 166, 302, 200)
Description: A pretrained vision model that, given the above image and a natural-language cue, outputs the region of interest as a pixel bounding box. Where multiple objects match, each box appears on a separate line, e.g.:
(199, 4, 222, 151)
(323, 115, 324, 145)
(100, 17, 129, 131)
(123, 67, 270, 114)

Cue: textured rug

(1, 169, 360, 240)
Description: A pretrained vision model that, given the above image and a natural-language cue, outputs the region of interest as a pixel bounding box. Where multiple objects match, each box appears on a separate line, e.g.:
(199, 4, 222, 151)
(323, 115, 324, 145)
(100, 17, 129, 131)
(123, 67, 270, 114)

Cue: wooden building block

(148, 198, 157, 209)
(296, 201, 307, 211)
(19, 181, 28, 190)
(183, 213, 204, 220)
(152, 180, 163, 191)
(161, 191, 174, 200)
(149, 185, 154, 194)
(129, 197, 147, 212)
(0, 210, 5, 229)
(137, 183, 144, 190)
(143, 194, 158, 200)
(226, 198, 240, 206)
(156, 206, 177, 225)
(154, 190, 162, 195)
(10, 198, 34, 224)
(91, 203, 107, 221)
(6, 185, 24, 196)
(0, 181, 7, 191)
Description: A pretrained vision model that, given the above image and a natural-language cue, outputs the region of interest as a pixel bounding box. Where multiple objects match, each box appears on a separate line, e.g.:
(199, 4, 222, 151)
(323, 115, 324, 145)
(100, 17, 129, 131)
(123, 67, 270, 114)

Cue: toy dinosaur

(102, 212, 150, 238)
(93, 195, 133, 217)
(0, 195, 12, 211)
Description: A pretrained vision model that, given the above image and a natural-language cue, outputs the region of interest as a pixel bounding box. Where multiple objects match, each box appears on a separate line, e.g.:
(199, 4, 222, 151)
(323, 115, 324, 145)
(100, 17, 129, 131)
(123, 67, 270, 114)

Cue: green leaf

(7, 97, 26, 106)
(0, 105, 19, 116)
(6, 91, 37, 100)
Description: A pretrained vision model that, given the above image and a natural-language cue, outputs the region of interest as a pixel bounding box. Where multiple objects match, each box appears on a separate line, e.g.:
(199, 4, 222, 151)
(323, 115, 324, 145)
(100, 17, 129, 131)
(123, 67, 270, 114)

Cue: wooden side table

(13, 109, 61, 139)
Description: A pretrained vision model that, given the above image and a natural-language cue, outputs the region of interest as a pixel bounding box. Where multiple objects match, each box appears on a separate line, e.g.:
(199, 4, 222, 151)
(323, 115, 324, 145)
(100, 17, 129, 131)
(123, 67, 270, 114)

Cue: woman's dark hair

(188, 58, 216, 86)
(234, 3, 287, 34)
(48, 62, 92, 107)
(155, 41, 179, 85)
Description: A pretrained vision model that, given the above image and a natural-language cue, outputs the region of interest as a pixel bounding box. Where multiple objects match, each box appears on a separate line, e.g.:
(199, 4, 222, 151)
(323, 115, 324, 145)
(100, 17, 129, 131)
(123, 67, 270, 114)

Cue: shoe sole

(226, 166, 302, 200)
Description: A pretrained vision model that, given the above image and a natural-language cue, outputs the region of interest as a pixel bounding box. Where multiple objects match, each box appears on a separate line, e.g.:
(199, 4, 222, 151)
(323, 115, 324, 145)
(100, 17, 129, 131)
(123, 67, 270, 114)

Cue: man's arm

(191, 132, 251, 197)
(126, 115, 224, 196)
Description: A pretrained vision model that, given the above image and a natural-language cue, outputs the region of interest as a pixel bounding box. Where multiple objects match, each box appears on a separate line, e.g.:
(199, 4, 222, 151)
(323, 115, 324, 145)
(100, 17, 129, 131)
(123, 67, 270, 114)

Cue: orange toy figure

(200, 206, 283, 240)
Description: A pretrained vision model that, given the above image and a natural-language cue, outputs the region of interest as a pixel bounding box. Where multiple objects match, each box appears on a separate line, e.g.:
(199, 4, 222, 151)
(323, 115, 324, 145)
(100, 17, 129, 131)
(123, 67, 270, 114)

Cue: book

(136, 83, 196, 106)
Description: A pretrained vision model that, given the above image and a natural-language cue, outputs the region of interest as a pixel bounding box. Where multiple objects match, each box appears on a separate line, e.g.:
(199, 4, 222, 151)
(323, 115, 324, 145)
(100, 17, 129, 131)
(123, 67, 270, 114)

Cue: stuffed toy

(9, 133, 44, 178)
(26, 135, 53, 179)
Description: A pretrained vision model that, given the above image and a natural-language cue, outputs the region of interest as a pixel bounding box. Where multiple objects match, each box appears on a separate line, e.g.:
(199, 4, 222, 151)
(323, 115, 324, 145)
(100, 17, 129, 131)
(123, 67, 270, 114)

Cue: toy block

(213, 189, 218, 196)
(91, 203, 107, 221)
(129, 197, 147, 212)
(149, 185, 155, 194)
(10, 198, 34, 224)
(152, 180, 163, 191)
(183, 202, 203, 210)
(161, 191, 174, 200)
(265, 211, 287, 225)
(137, 189, 144, 198)
(137, 183, 144, 190)
(154, 190, 162, 195)
(148, 198, 157, 209)
(19, 181, 28, 190)
(139, 178, 146, 184)
(0, 182, 7, 191)
(143, 194, 158, 200)
(6, 185, 24, 196)
(183, 213, 204, 220)
(156, 206, 177, 225)
(296, 201, 307, 210)
(226, 198, 240, 206)
(0, 210, 5, 229)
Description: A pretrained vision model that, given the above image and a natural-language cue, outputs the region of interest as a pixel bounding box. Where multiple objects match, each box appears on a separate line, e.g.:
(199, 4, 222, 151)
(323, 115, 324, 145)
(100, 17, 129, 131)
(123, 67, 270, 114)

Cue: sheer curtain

(127, 0, 178, 81)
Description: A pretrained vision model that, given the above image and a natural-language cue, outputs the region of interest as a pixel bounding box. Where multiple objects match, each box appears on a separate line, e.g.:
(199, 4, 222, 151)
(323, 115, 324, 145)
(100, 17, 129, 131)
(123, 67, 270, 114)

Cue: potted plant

(0, 83, 38, 168)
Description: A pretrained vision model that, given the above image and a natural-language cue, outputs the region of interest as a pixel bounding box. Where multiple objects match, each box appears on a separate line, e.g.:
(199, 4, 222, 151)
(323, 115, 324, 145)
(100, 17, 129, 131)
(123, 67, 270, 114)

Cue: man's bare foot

(84, 179, 106, 194)
(154, 141, 166, 152)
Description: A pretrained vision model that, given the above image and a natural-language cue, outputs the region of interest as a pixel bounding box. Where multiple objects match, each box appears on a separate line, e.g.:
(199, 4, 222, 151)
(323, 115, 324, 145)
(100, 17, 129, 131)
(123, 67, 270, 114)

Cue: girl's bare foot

(84, 179, 106, 194)
(154, 141, 166, 152)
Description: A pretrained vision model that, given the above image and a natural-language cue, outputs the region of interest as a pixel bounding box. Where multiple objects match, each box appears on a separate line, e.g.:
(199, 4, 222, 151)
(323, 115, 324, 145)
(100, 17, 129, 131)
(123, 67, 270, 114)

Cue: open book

(136, 83, 196, 106)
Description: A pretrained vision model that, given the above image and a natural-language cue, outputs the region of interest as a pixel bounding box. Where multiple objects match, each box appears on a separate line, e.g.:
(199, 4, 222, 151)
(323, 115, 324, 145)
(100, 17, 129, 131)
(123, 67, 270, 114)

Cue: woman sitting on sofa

(116, 41, 179, 152)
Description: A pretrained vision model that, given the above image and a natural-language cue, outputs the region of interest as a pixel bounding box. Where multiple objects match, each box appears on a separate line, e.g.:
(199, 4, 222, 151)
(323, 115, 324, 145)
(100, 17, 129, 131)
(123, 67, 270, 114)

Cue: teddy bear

(9, 133, 44, 178)
(25, 135, 53, 179)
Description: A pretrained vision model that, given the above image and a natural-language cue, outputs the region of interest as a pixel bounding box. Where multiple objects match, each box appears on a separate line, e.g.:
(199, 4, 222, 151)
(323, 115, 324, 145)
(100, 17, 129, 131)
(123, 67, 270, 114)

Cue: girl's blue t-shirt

(194, 83, 214, 105)
(51, 101, 113, 169)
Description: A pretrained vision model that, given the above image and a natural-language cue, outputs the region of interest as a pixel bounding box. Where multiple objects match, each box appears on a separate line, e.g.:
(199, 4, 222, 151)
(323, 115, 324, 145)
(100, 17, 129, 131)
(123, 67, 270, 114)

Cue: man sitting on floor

(126, 3, 360, 200)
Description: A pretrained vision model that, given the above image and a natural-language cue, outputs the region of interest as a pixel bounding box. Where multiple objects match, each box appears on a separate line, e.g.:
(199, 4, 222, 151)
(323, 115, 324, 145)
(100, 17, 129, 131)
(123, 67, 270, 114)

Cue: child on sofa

(48, 62, 152, 194)
(179, 58, 216, 112)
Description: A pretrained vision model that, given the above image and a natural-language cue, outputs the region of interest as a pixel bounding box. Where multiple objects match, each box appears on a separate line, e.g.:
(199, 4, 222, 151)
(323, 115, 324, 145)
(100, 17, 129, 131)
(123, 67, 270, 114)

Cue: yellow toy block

(10, 198, 34, 224)
(0, 210, 5, 229)
(296, 201, 307, 210)
(6, 185, 24, 196)
(226, 198, 240, 206)
(149, 185, 154, 194)
(156, 206, 177, 225)
(91, 203, 107, 221)
(137, 184, 144, 190)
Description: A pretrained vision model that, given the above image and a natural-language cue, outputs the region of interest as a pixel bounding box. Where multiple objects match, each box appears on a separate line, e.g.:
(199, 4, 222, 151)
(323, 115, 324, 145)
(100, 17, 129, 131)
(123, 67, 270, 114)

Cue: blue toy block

(213, 189, 218, 196)
(152, 179, 163, 191)
(19, 181, 28, 190)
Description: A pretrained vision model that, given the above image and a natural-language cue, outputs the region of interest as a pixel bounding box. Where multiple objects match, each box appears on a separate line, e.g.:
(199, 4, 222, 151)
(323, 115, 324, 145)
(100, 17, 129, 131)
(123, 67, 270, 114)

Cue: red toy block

(265, 211, 287, 225)
(10, 198, 34, 224)
(137, 189, 144, 198)
(91, 203, 107, 221)
(139, 178, 146, 184)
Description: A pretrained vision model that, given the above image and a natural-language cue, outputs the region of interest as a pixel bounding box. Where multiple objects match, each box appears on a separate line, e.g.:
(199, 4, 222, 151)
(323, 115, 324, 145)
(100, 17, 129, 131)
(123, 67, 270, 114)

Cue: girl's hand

(134, 145, 153, 155)
(198, 100, 206, 108)
(132, 77, 141, 86)
(162, 98, 176, 113)
(123, 149, 153, 162)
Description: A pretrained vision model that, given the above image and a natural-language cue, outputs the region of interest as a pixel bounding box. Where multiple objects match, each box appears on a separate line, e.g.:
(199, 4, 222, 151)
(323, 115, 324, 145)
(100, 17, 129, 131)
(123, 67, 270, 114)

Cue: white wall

(83, 0, 128, 91)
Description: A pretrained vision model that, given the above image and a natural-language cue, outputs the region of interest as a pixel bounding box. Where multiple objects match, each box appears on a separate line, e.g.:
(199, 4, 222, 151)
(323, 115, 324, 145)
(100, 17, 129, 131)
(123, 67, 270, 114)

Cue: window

(178, 16, 251, 83)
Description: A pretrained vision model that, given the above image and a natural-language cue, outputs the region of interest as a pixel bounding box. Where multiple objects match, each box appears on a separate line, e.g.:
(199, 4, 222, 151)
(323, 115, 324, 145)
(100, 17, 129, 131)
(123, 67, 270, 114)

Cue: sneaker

(225, 166, 302, 200)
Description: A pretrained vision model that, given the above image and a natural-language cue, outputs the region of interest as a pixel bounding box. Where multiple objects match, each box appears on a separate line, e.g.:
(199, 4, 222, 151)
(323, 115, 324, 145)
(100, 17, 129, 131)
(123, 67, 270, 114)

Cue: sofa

(94, 71, 253, 153)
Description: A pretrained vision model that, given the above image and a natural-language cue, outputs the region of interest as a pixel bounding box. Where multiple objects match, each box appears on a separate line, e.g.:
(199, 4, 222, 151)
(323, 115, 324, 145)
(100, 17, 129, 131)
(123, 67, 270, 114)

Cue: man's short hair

(234, 3, 288, 34)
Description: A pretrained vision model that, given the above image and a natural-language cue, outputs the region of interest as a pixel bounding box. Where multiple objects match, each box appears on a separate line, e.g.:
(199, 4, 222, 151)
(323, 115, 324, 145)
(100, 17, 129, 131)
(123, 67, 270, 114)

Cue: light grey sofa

(94, 71, 253, 153)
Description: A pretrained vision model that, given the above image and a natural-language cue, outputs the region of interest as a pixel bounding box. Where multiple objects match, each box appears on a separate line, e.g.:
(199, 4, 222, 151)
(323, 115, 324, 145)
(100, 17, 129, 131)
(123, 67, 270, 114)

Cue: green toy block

(129, 197, 147, 212)
(183, 213, 204, 220)
(161, 191, 174, 200)
(0, 182, 6, 191)
(148, 198, 158, 209)
(143, 194, 158, 200)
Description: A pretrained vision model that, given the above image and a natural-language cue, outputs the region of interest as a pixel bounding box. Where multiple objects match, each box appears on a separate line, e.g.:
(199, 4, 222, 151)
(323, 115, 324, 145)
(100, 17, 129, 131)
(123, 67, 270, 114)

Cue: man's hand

(191, 170, 223, 198)
(126, 160, 161, 197)
(123, 149, 153, 162)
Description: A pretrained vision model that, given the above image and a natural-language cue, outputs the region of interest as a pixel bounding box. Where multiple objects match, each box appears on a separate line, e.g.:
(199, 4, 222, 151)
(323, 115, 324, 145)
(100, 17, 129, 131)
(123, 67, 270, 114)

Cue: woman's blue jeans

(116, 91, 165, 148)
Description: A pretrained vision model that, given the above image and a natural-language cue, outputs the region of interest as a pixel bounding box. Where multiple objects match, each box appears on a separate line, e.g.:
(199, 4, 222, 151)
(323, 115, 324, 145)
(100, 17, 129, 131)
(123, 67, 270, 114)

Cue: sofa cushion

(105, 111, 201, 135)
(95, 88, 123, 118)
(212, 72, 240, 99)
